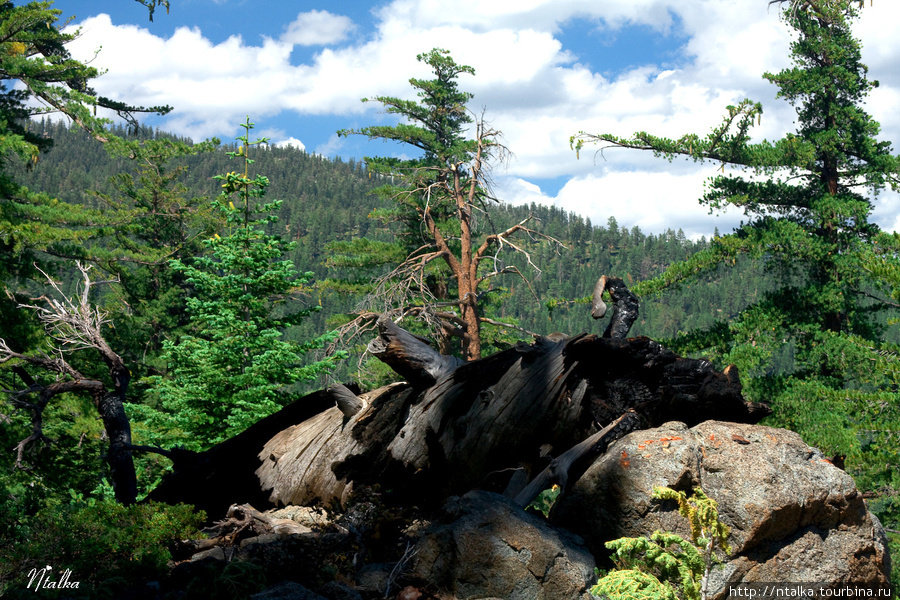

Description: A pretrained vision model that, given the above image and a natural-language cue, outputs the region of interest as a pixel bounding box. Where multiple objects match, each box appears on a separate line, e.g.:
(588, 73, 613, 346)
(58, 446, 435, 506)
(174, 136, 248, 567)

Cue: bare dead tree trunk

(0, 263, 137, 504)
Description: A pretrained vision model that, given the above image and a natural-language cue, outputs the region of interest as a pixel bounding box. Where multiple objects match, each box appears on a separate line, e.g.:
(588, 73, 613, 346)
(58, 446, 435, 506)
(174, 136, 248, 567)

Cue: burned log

(254, 332, 767, 509)
(366, 316, 464, 387)
(148, 385, 359, 518)
(150, 277, 770, 514)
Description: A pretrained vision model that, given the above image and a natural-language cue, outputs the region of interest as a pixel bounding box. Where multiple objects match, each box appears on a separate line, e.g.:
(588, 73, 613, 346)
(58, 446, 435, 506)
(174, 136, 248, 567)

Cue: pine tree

(572, 0, 899, 533)
(0, 1, 169, 346)
(88, 135, 222, 373)
(335, 48, 550, 360)
(140, 119, 345, 449)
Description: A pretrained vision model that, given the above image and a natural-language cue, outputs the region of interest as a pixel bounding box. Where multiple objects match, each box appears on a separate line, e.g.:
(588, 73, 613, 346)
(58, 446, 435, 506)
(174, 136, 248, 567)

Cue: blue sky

(57, 0, 900, 239)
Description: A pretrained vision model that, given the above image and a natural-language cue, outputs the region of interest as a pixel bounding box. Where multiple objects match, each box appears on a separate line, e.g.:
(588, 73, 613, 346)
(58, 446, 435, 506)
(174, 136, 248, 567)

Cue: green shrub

(0, 500, 205, 598)
(591, 487, 730, 600)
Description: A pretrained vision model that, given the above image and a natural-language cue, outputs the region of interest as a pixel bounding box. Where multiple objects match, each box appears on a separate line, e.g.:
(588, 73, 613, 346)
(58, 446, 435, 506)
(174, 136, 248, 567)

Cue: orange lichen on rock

(620, 451, 630, 468)
(636, 435, 683, 450)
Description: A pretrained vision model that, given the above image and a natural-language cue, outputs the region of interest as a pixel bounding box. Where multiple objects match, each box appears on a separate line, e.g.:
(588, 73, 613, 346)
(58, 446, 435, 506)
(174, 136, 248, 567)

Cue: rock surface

(407, 490, 596, 600)
(553, 420, 892, 596)
(249, 580, 327, 600)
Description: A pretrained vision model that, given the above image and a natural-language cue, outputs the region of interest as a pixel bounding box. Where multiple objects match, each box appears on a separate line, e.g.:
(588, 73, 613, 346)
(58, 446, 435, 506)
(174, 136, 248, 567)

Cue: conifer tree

(573, 0, 898, 525)
(89, 135, 222, 373)
(335, 49, 550, 360)
(0, 1, 169, 346)
(141, 119, 345, 449)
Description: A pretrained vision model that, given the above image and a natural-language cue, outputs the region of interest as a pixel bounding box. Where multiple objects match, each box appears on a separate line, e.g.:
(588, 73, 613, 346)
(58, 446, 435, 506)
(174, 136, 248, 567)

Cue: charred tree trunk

(95, 373, 137, 505)
(366, 316, 463, 387)
(592, 275, 640, 339)
(150, 276, 769, 514)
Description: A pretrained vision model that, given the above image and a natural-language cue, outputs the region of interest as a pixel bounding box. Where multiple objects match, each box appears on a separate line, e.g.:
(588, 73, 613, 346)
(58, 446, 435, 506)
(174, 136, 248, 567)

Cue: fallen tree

(150, 277, 769, 516)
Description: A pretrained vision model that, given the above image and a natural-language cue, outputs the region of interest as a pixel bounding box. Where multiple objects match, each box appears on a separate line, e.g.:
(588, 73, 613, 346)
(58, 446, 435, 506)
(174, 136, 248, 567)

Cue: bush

(591, 487, 730, 600)
(0, 499, 205, 598)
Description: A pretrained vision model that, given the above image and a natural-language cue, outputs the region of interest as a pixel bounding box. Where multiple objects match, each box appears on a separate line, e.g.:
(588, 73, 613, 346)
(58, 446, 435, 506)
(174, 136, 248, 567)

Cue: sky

(55, 0, 900, 240)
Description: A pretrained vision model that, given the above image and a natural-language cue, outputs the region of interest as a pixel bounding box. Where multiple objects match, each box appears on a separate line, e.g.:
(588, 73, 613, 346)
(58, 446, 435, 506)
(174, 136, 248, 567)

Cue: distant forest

(15, 119, 775, 388)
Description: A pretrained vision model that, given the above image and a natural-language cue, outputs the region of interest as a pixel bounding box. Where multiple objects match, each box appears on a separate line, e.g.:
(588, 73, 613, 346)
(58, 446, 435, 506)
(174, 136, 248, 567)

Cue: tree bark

(366, 316, 464, 387)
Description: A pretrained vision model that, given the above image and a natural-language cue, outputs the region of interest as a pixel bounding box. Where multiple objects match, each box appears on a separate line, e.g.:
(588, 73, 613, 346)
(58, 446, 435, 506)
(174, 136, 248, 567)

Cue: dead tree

(0, 263, 137, 504)
(150, 276, 769, 516)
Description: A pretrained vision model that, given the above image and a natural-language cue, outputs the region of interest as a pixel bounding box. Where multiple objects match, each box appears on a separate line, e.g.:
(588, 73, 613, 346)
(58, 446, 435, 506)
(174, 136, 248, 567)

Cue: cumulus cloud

(273, 136, 306, 150)
(65, 1, 900, 235)
(281, 10, 355, 46)
(498, 164, 745, 241)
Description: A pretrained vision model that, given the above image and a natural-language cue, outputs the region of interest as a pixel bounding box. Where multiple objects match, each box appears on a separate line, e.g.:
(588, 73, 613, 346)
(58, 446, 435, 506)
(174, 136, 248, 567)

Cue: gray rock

(408, 490, 596, 600)
(317, 580, 364, 600)
(189, 546, 226, 562)
(354, 562, 395, 594)
(553, 420, 891, 597)
(249, 580, 326, 600)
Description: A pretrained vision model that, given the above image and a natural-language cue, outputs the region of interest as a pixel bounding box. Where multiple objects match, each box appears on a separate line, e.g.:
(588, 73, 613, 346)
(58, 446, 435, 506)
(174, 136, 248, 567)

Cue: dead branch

(366, 315, 463, 387)
(478, 316, 540, 338)
(0, 262, 137, 504)
(356, 248, 446, 326)
(20, 263, 118, 356)
(513, 410, 644, 507)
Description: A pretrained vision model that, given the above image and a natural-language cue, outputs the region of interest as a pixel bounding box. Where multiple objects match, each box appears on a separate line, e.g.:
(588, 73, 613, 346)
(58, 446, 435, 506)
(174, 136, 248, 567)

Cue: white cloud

(66, 1, 900, 236)
(273, 136, 306, 150)
(498, 164, 745, 241)
(282, 10, 355, 46)
(314, 134, 346, 157)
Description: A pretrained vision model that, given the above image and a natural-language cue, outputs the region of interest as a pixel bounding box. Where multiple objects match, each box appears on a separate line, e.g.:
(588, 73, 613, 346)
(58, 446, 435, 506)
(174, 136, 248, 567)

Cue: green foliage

(593, 569, 678, 600)
(572, 0, 900, 553)
(133, 0, 170, 21)
(0, 0, 169, 271)
(87, 135, 223, 380)
(17, 120, 737, 387)
(528, 484, 561, 518)
(140, 119, 346, 449)
(0, 391, 113, 529)
(592, 487, 730, 600)
(0, 499, 204, 598)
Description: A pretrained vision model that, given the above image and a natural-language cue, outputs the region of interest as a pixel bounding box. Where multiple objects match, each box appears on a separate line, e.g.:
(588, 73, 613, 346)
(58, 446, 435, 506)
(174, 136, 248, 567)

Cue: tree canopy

(138, 119, 345, 449)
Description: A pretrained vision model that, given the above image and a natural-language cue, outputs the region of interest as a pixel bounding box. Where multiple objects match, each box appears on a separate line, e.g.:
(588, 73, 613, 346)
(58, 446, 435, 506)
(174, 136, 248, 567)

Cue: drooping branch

(570, 99, 767, 168)
(473, 216, 565, 292)
(357, 246, 447, 327)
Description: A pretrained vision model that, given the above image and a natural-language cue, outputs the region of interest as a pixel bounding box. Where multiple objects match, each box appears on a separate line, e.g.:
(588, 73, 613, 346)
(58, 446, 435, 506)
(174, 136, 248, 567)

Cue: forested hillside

(14, 118, 766, 364)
